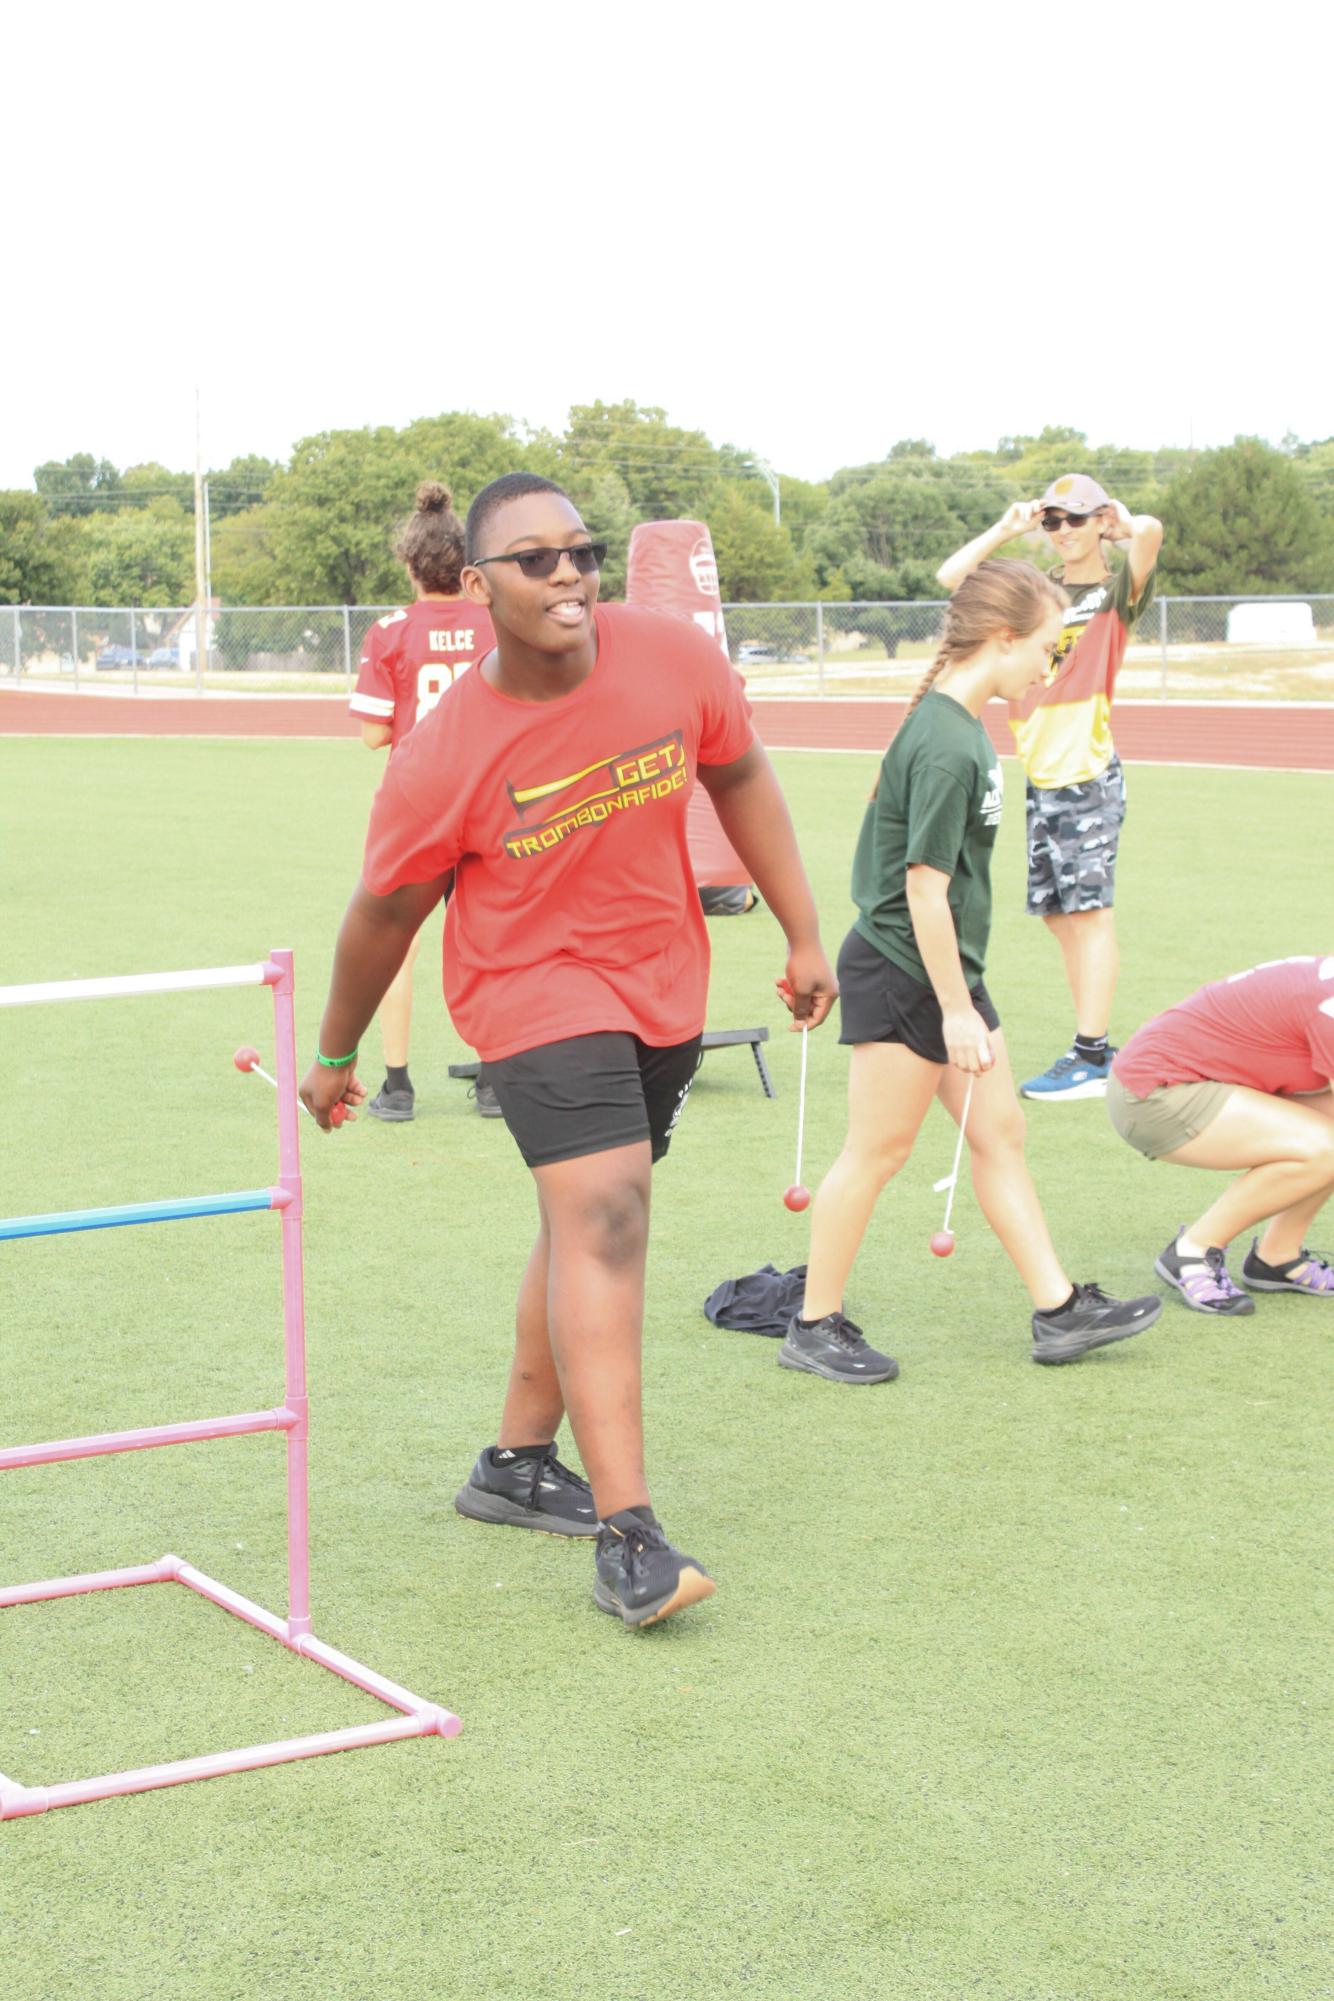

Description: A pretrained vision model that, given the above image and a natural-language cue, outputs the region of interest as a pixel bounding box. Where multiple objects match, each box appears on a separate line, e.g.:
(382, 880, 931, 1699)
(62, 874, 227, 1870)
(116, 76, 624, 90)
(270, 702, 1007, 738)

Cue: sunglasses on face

(1041, 510, 1092, 533)
(472, 542, 606, 580)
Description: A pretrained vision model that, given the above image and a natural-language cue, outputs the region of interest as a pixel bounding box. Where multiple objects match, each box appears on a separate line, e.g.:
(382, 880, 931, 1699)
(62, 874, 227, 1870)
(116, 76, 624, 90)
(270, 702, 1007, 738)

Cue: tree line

(4, 404, 1334, 609)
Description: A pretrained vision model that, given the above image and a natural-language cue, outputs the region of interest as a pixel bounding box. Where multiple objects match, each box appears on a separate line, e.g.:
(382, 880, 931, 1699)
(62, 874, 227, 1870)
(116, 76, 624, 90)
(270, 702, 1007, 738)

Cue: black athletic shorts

(485, 1031, 702, 1170)
(836, 929, 1000, 1065)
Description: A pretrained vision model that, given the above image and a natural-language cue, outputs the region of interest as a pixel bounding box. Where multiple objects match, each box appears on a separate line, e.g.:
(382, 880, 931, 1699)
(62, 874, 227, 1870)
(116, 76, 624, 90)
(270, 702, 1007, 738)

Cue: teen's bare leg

(496, 1142, 653, 1520)
(936, 1031, 1071, 1310)
(1042, 907, 1118, 1040)
(497, 1191, 564, 1449)
(801, 1042, 941, 1321)
(1163, 1087, 1334, 1265)
(378, 928, 421, 1068)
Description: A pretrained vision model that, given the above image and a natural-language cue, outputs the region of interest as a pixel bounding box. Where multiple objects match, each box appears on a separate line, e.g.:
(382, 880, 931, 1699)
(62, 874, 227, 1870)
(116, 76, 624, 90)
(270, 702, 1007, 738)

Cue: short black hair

(465, 473, 570, 564)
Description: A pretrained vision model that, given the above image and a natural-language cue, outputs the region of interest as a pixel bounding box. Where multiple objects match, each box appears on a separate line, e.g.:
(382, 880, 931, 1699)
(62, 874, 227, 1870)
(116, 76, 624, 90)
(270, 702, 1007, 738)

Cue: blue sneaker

(1020, 1048, 1115, 1101)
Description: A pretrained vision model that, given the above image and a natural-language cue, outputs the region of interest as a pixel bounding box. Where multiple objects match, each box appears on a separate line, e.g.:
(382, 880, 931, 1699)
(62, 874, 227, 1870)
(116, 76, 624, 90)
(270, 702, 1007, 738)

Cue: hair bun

(415, 481, 453, 513)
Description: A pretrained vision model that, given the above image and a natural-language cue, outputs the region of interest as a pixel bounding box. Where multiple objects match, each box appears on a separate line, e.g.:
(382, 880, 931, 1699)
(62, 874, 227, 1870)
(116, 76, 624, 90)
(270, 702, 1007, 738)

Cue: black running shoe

(777, 1311, 899, 1384)
(367, 1082, 415, 1122)
(454, 1445, 598, 1536)
(593, 1510, 716, 1628)
(470, 1081, 504, 1119)
(1031, 1284, 1162, 1364)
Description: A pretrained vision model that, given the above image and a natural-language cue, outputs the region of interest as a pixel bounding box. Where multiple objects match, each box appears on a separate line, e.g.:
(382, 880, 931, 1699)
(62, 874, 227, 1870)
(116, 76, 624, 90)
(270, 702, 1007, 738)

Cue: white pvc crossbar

(0, 964, 275, 1009)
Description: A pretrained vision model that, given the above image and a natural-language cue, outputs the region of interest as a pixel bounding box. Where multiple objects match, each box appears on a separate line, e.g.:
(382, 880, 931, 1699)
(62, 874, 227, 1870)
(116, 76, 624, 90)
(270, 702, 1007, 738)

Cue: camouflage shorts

(1025, 756, 1126, 915)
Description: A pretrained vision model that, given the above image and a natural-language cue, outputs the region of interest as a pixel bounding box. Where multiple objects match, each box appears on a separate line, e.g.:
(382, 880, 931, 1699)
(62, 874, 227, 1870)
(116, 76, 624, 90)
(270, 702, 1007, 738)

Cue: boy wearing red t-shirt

(1108, 956, 1334, 1313)
(303, 474, 837, 1629)
(348, 482, 496, 1122)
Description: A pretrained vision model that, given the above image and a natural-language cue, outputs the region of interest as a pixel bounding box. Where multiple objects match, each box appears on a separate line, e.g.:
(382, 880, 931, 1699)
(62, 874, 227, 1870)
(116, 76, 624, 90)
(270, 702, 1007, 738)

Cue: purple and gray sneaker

(1155, 1232, 1255, 1316)
(1240, 1241, 1334, 1297)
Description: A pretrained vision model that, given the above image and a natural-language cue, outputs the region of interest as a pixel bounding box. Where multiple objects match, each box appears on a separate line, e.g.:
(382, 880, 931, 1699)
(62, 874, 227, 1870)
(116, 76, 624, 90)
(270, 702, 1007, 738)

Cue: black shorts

(485, 1031, 702, 1170)
(836, 929, 1000, 1065)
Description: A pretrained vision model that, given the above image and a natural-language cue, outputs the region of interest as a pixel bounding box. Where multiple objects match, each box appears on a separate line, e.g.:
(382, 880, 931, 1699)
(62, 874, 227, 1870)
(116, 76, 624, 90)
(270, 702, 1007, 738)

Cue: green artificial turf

(1, 737, 1331, 2000)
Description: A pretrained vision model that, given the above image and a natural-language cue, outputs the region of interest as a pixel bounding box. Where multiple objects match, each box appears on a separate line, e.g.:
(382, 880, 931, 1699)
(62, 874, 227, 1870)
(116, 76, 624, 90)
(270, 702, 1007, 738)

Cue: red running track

(2, 688, 1332, 770)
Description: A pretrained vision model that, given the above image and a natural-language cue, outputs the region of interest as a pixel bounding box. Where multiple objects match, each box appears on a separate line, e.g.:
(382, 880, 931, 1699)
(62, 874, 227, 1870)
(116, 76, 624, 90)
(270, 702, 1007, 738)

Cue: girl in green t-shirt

(779, 560, 1163, 1382)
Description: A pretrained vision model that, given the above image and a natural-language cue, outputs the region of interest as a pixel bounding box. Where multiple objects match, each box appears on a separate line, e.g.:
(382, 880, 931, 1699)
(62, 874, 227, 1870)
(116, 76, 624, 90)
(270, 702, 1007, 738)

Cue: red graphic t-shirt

(350, 598, 495, 747)
(1114, 956, 1334, 1100)
(362, 604, 755, 1061)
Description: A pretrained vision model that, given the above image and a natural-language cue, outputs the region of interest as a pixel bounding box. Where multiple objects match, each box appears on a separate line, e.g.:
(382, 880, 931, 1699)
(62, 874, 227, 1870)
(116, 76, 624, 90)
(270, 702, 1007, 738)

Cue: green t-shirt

(851, 690, 1004, 987)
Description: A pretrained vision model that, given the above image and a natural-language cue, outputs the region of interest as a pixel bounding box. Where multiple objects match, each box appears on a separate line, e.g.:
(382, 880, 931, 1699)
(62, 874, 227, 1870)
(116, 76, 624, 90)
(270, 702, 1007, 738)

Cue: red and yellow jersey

(362, 604, 755, 1062)
(1008, 562, 1154, 790)
(1115, 955, 1334, 1101)
(350, 598, 495, 748)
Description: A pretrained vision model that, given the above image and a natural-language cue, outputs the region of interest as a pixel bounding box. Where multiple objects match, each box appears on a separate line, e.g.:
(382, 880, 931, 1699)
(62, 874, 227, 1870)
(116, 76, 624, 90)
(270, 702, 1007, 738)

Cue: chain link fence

(4, 597, 1333, 702)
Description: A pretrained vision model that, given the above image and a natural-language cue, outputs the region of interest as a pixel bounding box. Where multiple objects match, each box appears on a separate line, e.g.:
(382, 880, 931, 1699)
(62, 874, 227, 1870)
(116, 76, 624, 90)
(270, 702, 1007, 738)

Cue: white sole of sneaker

(1019, 1079, 1109, 1101)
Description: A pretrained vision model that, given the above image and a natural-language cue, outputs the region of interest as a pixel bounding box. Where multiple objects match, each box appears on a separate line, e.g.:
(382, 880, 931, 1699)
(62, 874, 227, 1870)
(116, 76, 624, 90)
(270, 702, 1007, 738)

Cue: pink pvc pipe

(0, 1407, 296, 1473)
(0, 1557, 180, 1609)
(269, 949, 312, 1638)
(171, 1563, 461, 1732)
(1, 945, 459, 1818)
(1, 1716, 436, 1818)
(293, 1634, 461, 1735)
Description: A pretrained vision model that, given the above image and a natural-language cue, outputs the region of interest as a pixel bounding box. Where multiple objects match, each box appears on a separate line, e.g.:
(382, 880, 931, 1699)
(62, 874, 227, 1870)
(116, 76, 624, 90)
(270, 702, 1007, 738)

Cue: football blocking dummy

(625, 520, 756, 913)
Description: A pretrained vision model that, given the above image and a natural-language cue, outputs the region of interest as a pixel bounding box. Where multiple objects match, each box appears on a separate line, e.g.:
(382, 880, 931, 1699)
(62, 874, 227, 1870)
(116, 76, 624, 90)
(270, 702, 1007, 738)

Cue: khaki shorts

(1105, 1070, 1233, 1160)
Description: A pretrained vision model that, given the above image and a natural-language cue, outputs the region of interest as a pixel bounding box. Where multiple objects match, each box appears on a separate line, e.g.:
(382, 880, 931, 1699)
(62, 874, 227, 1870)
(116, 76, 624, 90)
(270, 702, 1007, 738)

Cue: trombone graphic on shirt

(502, 731, 689, 860)
(981, 764, 1004, 827)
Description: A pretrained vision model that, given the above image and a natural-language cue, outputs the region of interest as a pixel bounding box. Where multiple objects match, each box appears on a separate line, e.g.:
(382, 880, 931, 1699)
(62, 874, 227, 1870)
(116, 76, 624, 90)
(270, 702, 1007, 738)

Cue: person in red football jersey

(349, 481, 496, 1121)
(303, 473, 837, 1630)
(1108, 955, 1334, 1314)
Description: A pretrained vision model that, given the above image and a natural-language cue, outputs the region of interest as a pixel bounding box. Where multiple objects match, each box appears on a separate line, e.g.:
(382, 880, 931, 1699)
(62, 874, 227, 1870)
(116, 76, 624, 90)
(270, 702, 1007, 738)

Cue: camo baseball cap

(1039, 473, 1110, 515)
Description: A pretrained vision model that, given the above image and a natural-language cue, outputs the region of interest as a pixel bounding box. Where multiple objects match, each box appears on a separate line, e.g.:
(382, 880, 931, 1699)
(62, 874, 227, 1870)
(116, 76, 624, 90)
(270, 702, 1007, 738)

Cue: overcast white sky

(6, 0, 1328, 491)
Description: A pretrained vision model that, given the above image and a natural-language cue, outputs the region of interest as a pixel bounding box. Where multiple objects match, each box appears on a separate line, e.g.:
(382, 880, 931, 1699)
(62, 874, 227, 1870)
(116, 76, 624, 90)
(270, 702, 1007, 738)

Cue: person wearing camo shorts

(937, 474, 1162, 1100)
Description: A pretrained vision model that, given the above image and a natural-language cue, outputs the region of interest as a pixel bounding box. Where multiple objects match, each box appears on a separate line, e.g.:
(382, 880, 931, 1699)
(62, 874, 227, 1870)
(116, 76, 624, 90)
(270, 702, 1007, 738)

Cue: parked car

(94, 644, 147, 669)
(147, 645, 181, 668)
(736, 642, 778, 663)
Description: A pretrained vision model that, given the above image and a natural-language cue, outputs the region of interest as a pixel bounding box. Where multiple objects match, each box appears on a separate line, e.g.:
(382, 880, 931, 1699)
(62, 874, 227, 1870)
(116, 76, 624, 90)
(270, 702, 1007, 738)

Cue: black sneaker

(593, 1510, 716, 1628)
(367, 1082, 415, 1122)
(1031, 1284, 1162, 1364)
(470, 1081, 503, 1118)
(777, 1311, 899, 1384)
(454, 1445, 598, 1537)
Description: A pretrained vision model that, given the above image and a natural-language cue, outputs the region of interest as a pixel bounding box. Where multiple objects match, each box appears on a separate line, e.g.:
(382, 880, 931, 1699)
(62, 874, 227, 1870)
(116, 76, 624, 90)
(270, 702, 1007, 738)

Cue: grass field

(2, 739, 1331, 2000)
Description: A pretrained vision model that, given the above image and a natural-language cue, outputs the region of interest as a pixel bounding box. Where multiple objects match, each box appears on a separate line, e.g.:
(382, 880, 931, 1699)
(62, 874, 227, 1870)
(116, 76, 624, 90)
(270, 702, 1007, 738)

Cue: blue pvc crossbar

(0, 1189, 277, 1243)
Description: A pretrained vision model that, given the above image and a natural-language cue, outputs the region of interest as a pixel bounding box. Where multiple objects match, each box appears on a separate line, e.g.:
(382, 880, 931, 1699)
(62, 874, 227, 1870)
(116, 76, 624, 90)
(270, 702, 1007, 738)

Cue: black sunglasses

(472, 542, 606, 580)
(1040, 510, 1092, 532)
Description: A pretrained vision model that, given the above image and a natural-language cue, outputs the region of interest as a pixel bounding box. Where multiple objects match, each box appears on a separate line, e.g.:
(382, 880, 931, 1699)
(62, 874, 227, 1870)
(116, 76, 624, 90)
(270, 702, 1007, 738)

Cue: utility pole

(753, 459, 781, 527)
(193, 387, 209, 688)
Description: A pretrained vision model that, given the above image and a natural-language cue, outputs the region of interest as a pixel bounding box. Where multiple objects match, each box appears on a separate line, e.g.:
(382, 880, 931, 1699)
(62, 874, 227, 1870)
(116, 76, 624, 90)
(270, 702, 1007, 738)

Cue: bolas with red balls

(234, 1044, 346, 1125)
(929, 1229, 955, 1258)
(783, 1184, 811, 1212)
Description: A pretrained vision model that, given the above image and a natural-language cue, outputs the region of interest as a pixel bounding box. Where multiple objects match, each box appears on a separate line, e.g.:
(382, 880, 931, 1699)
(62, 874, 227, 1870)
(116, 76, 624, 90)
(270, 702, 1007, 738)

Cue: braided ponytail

(906, 649, 951, 717)
(915, 559, 1067, 712)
